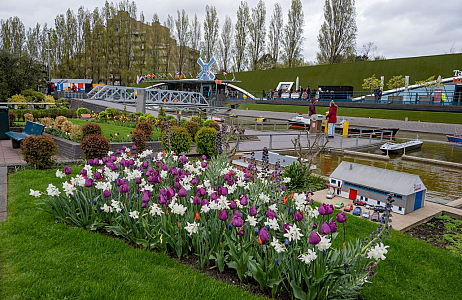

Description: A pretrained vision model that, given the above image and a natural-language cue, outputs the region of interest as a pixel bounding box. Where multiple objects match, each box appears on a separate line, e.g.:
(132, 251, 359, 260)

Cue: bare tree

(316, 0, 357, 64)
(281, 0, 304, 68)
(202, 5, 219, 62)
(190, 14, 201, 52)
(292, 130, 329, 180)
(175, 9, 190, 75)
(217, 16, 233, 72)
(248, 0, 266, 70)
(234, 1, 250, 72)
(268, 3, 283, 68)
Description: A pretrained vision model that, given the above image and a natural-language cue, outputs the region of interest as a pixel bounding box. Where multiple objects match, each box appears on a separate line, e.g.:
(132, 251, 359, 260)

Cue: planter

(45, 133, 162, 160)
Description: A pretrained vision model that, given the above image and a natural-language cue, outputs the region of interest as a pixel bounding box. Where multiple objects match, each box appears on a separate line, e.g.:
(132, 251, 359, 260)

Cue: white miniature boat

(380, 139, 423, 154)
(288, 114, 311, 128)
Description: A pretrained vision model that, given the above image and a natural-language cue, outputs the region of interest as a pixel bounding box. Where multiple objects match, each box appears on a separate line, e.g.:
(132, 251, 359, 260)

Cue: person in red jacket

(326, 100, 337, 138)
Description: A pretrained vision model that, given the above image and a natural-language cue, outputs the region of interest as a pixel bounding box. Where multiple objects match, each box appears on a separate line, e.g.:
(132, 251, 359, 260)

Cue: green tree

(415, 76, 443, 96)
(217, 16, 233, 73)
(387, 75, 406, 95)
(317, 0, 357, 64)
(268, 3, 283, 68)
(362, 74, 381, 94)
(282, 0, 304, 68)
(234, 1, 249, 72)
(203, 5, 219, 63)
(175, 9, 190, 75)
(248, 0, 266, 70)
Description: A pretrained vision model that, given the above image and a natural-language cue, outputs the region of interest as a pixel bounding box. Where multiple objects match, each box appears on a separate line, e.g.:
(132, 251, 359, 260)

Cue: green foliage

(138, 116, 147, 122)
(22, 89, 45, 102)
(135, 121, 153, 138)
(195, 127, 217, 158)
(171, 126, 192, 154)
(80, 134, 110, 159)
(7, 94, 27, 109)
(131, 129, 146, 153)
(81, 122, 102, 139)
(76, 107, 90, 117)
(204, 120, 221, 131)
(362, 74, 381, 93)
(158, 106, 166, 119)
(190, 115, 203, 125)
(145, 113, 156, 122)
(180, 118, 187, 127)
(105, 107, 119, 118)
(166, 115, 176, 122)
(55, 98, 70, 108)
(184, 120, 200, 139)
(415, 75, 443, 96)
(386, 75, 406, 95)
(282, 162, 309, 190)
(21, 135, 58, 169)
(8, 111, 15, 126)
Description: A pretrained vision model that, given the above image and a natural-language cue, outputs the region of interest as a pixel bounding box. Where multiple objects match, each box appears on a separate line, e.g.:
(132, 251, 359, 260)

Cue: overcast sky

(1, 0, 461, 63)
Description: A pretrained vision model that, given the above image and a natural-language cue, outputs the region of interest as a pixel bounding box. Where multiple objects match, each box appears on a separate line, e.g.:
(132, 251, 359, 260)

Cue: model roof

(330, 161, 426, 196)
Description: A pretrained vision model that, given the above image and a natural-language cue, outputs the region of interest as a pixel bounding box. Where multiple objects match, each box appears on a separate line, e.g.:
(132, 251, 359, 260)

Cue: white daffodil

(283, 223, 304, 242)
(73, 175, 86, 187)
(270, 239, 286, 253)
(107, 151, 114, 156)
(29, 189, 41, 198)
(299, 249, 317, 264)
(101, 203, 113, 213)
(160, 170, 168, 179)
(46, 184, 61, 197)
(184, 222, 199, 235)
(149, 204, 164, 216)
(201, 204, 210, 214)
(316, 236, 332, 252)
(95, 181, 111, 191)
(55, 169, 65, 178)
(367, 243, 390, 261)
(246, 215, 258, 227)
(259, 193, 270, 203)
(282, 177, 291, 183)
(111, 200, 123, 213)
(171, 202, 187, 216)
(62, 182, 76, 197)
(264, 218, 280, 231)
(129, 210, 139, 219)
(268, 203, 278, 212)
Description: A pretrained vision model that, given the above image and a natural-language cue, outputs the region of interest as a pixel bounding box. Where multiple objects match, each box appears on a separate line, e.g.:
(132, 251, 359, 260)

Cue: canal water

(310, 131, 462, 204)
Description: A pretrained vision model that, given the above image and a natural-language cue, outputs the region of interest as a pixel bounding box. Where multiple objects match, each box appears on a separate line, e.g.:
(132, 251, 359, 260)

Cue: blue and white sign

(197, 57, 216, 81)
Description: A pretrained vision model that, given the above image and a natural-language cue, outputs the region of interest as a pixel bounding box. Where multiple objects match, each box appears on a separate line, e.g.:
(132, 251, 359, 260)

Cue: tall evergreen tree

(316, 0, 357, 64)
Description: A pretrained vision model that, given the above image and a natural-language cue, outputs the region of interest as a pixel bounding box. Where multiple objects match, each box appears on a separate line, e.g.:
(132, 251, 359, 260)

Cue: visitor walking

(308, 98, 318, 117)
(326, 100, 337, 138)
(374, 86, 380, 102)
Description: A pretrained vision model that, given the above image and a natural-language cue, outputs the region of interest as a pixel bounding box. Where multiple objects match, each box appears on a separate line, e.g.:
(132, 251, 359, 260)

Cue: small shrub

(166, 115, 176, 122)
(146, 114, 156, 122)
(7, 94, 27, 109)
(158, 107, 166, 119)
(55, 98, 69, 108)
(22, 89, 45, 102)
(24, 113, 34, 122)
(180, 118, 187, 127)
(80, 134, 110, 159)
(204, 120, 220, 131)
(184, 120, 200, 140)
(105, 107, 119, 118)
(171, 126, 192, 154)
(138, 116, 147, 122)
(8, 111, 15, 126)
(283, 162, 309, 191)
(53, 116, 68, 128)
(190, 115, 203, 125)
(135, 121, 153, 138)
(81, 122, 102, 138)
(195, 127, 217, 158)
(40, 117, 54, 127)
(21, 135, 58, 169)
(43, 95, 57, 108)
(76, 107, 90, 117)
(131, 129, 146, 153)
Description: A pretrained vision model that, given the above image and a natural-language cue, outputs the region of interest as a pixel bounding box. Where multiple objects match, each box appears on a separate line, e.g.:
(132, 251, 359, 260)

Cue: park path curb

(0, 166, 7, 221)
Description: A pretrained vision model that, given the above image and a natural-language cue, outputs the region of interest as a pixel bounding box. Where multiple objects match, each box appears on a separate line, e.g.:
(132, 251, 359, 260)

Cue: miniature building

(232, 151, 306, 172)
(329, 162, 426, 215)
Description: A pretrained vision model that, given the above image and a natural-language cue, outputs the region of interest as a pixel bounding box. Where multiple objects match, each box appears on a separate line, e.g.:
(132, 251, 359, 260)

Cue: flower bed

(31, 150, 393, 299)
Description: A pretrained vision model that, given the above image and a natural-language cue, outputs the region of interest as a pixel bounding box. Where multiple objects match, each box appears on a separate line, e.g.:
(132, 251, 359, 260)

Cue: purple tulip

(329, 220, 338, 233)
(193, 196, 201, 205)
(196, 187, 206, 197)
(191, 177, 198, 185)
(201, 161, 207, 168)
(294, 211, 303, 222)
(224, 173, 230, 181)
(249, 206, 257, 216)
(141, 202, 147, 208)
(161, 164, 168, 171)
(132, 145, 137, 150)
(142, 161, 148, 169)
(219, 186, 228, 196)
(259, 227, 270, 243)
(336, 212, 347, 223)
(63, 166, 72, 175)
(201, 155, 207, 160)
(210, 192, 218, 201)
(309, 231, 321, 245)
(313, 222, 317, 229)
(85, 178, 94, 188)
(240, 195, 248, 206)
(80, 169, 87, 176)
(229, 201, 236, 209)
(201, 199, 209, 206)
(111, 164, 119, 171)
(266, 209, 277, 220)
(178, 187, 187, 197)
(231, 210, 244, 227)
(135, 177, 142, 185)
(320, 222, 331, 235)
(116, 179, 123, 186)
(326, 204, 334, 215)
(174, 182, 181, 189)
(94, 172, 102, 180)
(237, 227, 245, 236)
(122, 146, 126, 151)
(158, 194, 167, 205)
(167, 188, 175, 200)
(170, 167, 178, 176)
(180, 155, 188, 164)
(103, 189, 111, 198)
(119, 184, 129, 194)
(219, 209, 228, 221)
(283, 223, 291, 233)
(142, 192, 150, 203)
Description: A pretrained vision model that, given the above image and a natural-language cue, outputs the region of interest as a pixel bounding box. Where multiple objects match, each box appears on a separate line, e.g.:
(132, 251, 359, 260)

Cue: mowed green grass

(235, 103, 462, 124)
(1, 169, 461, 299)
(70, 119, 136, 139)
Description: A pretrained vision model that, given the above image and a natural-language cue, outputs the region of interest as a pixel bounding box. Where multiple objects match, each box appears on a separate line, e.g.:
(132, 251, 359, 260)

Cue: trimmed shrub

(54, 116, 68, 128)
(166, 115, 176, 122)
(171, 126, 192, 154)
(76, 107, 90, 117)
(138, 116, 147, 122)
(8, 111, 15, 126)
(158, 106, 166, 119)
(80, 134, 110, 159)
(21, 135, 58, 169)
(204, 120, 220, 131)
(282, 162, 309, 191)
(55, 98, 69, 108)
(24, 113, 34, 122)
(190, 115, 203, 125)
(7, 94, 27, 109)
(105, 107, 119, 118)
(81, 122, 102, 138)
(195, 127, 217, 158)
(146, 114, 156, 122)
(184, 120, 200, 140)
(180, 118, 187, 127)
(135, 121, 153, 138)
(40, 117, 54, 127)
(131, 129, 146, 153)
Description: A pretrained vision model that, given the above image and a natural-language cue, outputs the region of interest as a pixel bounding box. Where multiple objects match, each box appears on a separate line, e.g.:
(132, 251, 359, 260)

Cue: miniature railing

(0, 102, 56, 109)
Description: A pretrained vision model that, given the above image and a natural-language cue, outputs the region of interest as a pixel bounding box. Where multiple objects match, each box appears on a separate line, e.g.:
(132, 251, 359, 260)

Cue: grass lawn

(69, 119, 161, 140)
(235, 103, 462, 124)
(1, 169, 461, 299)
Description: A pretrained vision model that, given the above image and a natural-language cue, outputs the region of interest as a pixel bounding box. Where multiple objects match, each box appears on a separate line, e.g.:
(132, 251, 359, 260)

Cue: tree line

(0, 0, 371, 88)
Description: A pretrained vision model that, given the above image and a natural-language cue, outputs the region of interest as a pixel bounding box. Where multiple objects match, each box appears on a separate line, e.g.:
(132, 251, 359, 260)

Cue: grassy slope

(70, 119, 134, 139)
(235, 103, 462, 124)
(1, 170, 461, 299)
(221, 53, 462, 92)
(0, 169, 265, 300)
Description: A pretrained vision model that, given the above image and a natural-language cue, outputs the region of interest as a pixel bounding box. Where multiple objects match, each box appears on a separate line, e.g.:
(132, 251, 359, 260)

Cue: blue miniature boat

(446, 135, 462, 143)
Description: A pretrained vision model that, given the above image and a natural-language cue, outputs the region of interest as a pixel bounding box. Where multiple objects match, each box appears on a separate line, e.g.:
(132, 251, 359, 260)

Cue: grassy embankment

(1, 169, 461, 299)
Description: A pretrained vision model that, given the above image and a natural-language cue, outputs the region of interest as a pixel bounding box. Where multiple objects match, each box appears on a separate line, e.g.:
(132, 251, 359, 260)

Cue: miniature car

(334, 202, 344, 209)
(362, 210, 370, 219)
(326, 192, 335, 199)
(371, 211, 380, 222)
(374, 206, 386, 213)
(353, 200, 366, 206)
(255, 116, 267, 122)
(365, 204, 374, 210)
(353, 207, 362, 216)
(343, 204, 354, 212)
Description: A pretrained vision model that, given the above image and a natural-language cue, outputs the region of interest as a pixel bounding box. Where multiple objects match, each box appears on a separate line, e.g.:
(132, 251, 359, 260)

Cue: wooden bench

(5, 121, 45, 148)
(81, 113, 91, 119)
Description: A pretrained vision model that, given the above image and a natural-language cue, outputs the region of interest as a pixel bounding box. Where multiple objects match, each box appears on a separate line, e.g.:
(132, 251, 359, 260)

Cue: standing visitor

(374, 86, 380, 102)
(308, 98, 318, 117)
(262, 90, 266, 99)
(326, 100, 337, 138)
